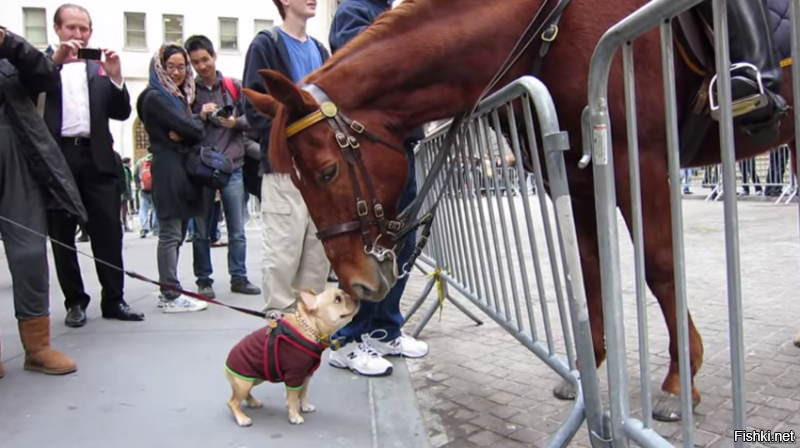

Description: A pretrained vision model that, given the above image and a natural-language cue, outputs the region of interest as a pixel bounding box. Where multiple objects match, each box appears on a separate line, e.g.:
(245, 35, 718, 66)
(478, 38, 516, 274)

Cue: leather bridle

(284, 84, 417, 267)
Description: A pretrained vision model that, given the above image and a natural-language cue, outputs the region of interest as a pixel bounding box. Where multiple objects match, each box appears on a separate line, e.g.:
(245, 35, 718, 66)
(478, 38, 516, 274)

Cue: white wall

(1, 0, 338, 159)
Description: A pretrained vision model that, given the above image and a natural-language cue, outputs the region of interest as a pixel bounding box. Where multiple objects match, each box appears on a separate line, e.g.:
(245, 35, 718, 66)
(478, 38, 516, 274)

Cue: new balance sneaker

(370, 332, 429, 358)
(159, 296, 209, 313)
(329, 339, 393, 376)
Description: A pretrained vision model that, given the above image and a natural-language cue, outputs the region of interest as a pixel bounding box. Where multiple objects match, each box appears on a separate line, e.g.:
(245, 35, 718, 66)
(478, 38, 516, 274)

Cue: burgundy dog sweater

(225, 319, 328, 389)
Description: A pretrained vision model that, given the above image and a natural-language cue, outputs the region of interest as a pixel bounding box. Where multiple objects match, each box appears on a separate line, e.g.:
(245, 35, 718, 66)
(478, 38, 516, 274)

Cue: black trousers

(48, 139, 124, 310)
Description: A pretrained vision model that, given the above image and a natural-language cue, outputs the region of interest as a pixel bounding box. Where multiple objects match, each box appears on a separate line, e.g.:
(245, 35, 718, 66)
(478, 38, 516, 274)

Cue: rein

(280, 0, 574, 278)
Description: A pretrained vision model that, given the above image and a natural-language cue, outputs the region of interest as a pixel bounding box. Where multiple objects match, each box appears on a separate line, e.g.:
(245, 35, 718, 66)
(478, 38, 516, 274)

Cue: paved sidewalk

(0, 228, 430, 448)
(399, 198, 800, 448)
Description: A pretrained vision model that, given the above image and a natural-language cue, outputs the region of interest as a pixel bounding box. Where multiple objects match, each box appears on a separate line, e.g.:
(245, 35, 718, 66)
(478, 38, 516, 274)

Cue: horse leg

(552, 177, 608, 401)
(615, 148, 704, 422)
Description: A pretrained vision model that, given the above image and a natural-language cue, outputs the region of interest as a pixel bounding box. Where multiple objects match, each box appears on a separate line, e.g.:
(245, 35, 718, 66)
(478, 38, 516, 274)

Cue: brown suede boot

(18, 316, 77, 375)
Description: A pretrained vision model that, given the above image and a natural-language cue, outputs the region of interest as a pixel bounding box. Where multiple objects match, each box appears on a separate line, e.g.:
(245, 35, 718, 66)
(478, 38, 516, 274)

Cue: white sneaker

(370, 332, 429, 358)
(161, 296, 209, 313)
(329, 337, 393, 376)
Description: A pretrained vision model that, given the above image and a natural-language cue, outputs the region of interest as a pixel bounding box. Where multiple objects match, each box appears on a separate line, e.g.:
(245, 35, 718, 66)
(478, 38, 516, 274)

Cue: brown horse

(242, 0, 797, 422)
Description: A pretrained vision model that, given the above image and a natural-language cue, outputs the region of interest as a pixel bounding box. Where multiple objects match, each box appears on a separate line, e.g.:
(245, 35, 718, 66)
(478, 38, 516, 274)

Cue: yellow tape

(427, 268, 450, 322)
(781, 57, 793, 68)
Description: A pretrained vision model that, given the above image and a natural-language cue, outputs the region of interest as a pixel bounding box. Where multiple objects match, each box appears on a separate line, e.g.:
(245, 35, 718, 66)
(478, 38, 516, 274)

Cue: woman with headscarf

(135, 43, 208, 313)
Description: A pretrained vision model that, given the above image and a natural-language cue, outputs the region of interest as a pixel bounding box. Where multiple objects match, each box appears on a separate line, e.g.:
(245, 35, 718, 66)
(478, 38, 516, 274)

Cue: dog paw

(235, 416, 253, 427)
(246, 398, 263, 408)
(288, 414, 305, 425)
(300, 402, 316, 413)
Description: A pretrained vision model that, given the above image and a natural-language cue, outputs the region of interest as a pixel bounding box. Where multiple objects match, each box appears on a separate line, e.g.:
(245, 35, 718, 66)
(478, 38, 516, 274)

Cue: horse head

(243, 69, 411, 302)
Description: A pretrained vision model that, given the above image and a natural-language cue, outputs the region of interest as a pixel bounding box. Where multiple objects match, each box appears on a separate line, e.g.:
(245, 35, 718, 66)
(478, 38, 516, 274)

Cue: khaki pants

(260, 173, 330, 313)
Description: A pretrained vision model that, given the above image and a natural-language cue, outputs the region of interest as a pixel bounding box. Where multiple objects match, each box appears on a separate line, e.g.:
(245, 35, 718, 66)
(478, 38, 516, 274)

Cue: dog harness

(225, 319, 328, 390)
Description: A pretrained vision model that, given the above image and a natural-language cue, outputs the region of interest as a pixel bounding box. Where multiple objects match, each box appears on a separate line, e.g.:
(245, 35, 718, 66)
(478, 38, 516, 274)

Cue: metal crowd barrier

(585, 0, 800, 447)
(686, 144, 798, 203)
(406, 76, 608, 447)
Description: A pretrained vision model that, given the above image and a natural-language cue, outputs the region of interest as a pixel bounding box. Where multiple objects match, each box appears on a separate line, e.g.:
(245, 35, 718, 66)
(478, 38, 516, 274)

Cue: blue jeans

(334, 140, 418, 344)
(192, 168, 248, 284)
(139, 191, 158, 233)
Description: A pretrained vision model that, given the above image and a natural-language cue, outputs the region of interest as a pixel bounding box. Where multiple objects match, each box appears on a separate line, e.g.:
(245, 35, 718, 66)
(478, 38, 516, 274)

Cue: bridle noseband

(284, 84, 412, 262)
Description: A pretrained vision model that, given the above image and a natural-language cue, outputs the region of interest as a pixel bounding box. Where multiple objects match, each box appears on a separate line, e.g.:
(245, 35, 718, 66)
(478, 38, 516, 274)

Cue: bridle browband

(284, 84, 430, 272)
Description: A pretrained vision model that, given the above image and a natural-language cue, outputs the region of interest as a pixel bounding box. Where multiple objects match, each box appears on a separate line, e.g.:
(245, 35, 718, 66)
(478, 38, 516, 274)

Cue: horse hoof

(553, 378, 576, 401)
(793, 334, 800, 348)
(652, 392, 700, 422)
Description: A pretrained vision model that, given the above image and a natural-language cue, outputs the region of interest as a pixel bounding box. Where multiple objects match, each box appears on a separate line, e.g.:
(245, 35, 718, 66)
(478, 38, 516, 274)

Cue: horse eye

(334, 295, 342, 303)
(320, 164, 338, 184)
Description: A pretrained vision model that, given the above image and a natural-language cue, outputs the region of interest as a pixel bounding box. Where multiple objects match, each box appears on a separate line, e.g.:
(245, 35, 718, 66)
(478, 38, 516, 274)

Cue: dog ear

(294, 288, 318, 313)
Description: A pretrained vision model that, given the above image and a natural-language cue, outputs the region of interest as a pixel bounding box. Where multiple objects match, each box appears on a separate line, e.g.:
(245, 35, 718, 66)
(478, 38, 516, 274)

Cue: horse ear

(258, 69, 311, 113)
(241, 88, 281, 118)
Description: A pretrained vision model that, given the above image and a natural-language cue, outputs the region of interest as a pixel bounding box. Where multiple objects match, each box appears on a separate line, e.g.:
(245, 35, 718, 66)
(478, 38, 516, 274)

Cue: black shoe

(101, 301, 145, 321)
(65, 306, 87, 328)
(231, 279, 261, 295)
(197, 281, 216, 299)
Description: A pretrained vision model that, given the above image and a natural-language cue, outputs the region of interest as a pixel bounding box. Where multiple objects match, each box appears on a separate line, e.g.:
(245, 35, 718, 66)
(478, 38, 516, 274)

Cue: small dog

(223, 287, 359, 426)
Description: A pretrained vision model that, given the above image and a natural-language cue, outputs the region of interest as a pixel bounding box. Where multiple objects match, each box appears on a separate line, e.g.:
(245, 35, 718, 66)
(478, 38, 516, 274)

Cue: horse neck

(307, 0, 540, 132)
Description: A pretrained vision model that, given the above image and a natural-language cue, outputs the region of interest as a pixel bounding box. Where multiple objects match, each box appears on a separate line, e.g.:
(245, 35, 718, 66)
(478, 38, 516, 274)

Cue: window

(254, 19, 273, 37)
(133, 118, 150, 162)
(219, 18, 238, 50)
(22, 8, 48, 47)
(124, 12, 147, 49)
(163, 14, 184, 44)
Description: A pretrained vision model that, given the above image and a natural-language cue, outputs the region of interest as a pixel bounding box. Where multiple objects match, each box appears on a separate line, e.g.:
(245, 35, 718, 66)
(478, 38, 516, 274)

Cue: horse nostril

(352, 282, 376, 301)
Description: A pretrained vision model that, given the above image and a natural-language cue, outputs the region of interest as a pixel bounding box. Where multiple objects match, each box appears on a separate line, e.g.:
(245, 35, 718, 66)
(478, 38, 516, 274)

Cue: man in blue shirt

(327, 0, 430, 377)
(242, 0, 332, 317)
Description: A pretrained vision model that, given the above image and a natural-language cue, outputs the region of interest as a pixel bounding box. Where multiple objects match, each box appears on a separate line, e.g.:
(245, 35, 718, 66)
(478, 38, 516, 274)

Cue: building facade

(0, 0, 339, 162)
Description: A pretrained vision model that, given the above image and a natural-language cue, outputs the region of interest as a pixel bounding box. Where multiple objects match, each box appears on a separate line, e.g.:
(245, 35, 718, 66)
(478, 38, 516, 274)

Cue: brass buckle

(350, 121, 365, 133)
(542, 24, 558, 42)
(357, 200, 368, 216)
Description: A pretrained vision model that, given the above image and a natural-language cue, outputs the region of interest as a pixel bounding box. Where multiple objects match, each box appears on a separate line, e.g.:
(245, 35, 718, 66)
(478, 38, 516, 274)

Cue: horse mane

(306, 0, 430, 80)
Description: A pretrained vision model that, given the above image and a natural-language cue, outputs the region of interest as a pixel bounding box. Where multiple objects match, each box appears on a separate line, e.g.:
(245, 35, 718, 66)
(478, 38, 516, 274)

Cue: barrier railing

(585, 0, 800, 446)
(408, 76, 610, 447)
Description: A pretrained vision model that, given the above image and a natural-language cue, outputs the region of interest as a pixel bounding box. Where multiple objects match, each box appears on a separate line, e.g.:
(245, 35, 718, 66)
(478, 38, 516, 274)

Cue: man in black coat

(0, 26, 88, 377)
(42, 4, 144, 327)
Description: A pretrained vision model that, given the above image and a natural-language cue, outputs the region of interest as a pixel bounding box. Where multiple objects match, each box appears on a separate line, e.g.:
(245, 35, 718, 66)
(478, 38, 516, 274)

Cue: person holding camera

(41, 3, 144, 327)
(184, 35, 261, 299)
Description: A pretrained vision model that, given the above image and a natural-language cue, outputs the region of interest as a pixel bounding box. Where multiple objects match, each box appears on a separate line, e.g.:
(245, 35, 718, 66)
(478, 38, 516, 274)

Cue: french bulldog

(223, 287, 359, 426)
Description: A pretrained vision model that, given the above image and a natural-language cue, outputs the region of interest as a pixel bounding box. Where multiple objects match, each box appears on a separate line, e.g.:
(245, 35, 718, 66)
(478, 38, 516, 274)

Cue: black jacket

(136, 86, 206, 221)
(42, 45, 132, 175)
(0, 28, 87, 221)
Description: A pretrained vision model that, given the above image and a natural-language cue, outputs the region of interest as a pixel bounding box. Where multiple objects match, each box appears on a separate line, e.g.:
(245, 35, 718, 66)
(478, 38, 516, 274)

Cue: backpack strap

(222, 77, 240, 102)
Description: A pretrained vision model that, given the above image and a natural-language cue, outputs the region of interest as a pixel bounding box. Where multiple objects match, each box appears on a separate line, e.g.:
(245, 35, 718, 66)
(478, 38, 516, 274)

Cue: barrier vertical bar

(710, 0, 747, 442)
(791, 0, 800, 255)
(621, 41, 653, 429)
(660, 19, 694, 445)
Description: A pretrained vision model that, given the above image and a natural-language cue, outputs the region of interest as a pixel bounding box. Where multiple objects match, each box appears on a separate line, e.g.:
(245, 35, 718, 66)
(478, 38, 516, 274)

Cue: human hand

(200, 103, 218, 120)
(218, 116, 236, 128)
(52, 39, 84, 65)
(168, 131, 182, 142)
(100, 48, 123, 84)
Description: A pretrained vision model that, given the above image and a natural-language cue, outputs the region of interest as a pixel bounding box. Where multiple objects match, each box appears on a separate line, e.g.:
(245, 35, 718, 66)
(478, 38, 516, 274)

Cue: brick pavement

(398, 198, 800, 448)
